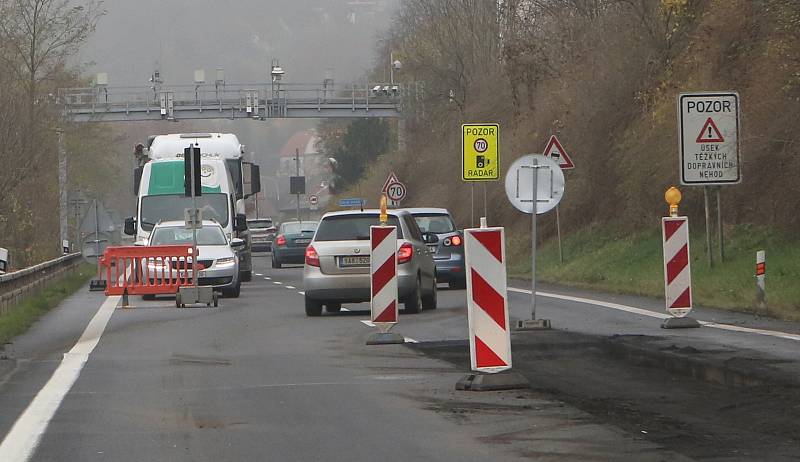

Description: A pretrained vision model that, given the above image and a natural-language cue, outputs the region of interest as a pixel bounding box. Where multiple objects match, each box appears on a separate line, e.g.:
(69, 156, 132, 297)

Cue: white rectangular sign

(678, 92, 740, 185)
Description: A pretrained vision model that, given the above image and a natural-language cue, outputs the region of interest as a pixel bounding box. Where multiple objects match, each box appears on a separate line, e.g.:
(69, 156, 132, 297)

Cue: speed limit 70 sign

(386, 181, 407, 202)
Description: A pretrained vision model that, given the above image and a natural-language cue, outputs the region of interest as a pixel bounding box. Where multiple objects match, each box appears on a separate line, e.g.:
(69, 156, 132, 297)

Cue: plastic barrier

(99, 245, 198, 296)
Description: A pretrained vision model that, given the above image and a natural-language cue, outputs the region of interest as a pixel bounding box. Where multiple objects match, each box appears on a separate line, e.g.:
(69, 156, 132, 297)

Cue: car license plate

(427, 245, 438, 254)
(295, 238, 311, 244)
(340, 256, 370, 267)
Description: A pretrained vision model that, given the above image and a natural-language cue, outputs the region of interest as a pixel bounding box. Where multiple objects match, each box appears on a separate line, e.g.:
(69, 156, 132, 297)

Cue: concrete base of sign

(177, 285, 216, 307)
(89, 279, 107, 291)
(366, 332, 405, 345)
(455, 371, 530, 392)
(661, 316, 701, 329)
(515, 318, 552, 330)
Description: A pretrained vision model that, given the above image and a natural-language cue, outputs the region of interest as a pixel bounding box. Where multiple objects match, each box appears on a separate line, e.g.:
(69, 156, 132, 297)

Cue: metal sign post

(542, 134, 574, 265)
(505, 154, 565, 330)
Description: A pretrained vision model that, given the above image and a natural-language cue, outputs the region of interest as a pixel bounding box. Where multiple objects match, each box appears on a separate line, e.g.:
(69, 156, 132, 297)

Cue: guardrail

(0, 253, 83, 315)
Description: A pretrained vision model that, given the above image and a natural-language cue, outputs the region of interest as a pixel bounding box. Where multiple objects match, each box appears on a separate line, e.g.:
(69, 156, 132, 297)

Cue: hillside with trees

(321, 0, 800, 315)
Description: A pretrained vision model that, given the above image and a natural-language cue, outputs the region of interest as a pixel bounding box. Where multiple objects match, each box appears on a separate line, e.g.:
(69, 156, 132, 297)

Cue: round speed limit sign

(474, 138, 488, 153)
(386, 181, 407, 202)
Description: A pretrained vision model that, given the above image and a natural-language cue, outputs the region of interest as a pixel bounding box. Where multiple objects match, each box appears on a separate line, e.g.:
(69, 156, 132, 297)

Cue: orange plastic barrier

(99, 245, 202, 296)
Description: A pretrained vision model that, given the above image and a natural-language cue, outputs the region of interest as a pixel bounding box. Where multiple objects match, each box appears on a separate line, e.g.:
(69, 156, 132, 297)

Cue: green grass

(0, 263, 94, 345)
(508, 225, 800, 320)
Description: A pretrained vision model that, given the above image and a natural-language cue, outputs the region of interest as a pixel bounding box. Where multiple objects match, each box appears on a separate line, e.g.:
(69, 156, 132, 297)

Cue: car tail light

(444, 235, 462, 247)
(305, 245, 320, 267)
(276, 235, 286, 247)
(397, 242, 413, 264)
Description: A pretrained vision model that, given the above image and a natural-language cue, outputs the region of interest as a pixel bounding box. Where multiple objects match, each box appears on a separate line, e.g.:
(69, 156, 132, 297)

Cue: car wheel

(305, 296, 323, 316)
(325, 303, 342, 313)
(272, 256, 282, 269)
(241, 270, 252, 282)
(404, 277, 422, 314)
(422, 276, 437, 310)
(223, 281, 241, 298)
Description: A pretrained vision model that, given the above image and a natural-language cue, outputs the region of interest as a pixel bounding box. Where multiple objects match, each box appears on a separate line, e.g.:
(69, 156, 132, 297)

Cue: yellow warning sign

(462, 124, 499, 181)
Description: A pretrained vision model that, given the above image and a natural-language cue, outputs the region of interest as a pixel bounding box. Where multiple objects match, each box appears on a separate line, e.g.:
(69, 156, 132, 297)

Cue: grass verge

(0, 263, 94, 345)
(508, 225, 800, 321)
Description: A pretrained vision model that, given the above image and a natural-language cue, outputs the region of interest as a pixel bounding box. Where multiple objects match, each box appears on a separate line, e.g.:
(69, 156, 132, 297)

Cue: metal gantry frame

(58, 81, 423, 122)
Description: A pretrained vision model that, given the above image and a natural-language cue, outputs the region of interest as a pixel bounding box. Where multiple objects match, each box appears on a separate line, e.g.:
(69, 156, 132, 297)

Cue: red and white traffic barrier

(465, 227, 512, 373)
(370, 225, 398, 326)
(662, 217, 692, 318)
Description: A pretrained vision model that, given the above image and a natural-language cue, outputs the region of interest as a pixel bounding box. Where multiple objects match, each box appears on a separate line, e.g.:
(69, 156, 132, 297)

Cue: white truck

(126, 133, 260, 282)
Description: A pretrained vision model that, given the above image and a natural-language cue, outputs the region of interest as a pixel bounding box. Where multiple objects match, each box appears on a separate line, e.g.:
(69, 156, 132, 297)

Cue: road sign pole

(717, 187, 724, 262)
(755, 250, 766, 310)
(483, 182, 488, 223)
(704, 186, 713, 268)
(556, 205, 563, 264)
(470, 183, 475, 228)
(530, 158, 538, 321)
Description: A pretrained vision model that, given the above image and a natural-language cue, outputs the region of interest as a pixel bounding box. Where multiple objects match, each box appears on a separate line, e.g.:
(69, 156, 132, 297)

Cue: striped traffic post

(456, 223, 529, 391)
(366, 224, 404, 345)
(661, 187, 700, 329)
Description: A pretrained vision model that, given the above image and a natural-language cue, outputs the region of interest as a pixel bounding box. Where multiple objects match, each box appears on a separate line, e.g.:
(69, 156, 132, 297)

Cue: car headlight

(215, 257, 236, 268)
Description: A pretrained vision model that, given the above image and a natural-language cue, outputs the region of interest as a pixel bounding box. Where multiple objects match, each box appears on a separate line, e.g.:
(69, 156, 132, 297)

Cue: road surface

(1, 253, 798, 461)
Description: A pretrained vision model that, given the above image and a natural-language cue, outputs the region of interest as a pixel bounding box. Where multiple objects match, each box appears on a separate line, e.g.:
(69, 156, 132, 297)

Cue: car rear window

(413, 214, 456, 233)
(314, 215, 403, 241)
(282, 222, 318, 234)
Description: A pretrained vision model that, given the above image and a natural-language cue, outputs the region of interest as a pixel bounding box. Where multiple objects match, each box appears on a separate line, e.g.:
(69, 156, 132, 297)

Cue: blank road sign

(678, 92, 740, 185)
(462, 123, 499, 181)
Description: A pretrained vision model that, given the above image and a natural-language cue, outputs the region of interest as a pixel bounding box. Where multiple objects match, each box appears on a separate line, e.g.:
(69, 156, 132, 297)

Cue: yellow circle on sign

(462, 123, 499, 181)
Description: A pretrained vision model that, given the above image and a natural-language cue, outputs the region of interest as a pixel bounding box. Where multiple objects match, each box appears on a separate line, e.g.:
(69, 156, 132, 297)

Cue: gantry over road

(58, 81, 420, 122)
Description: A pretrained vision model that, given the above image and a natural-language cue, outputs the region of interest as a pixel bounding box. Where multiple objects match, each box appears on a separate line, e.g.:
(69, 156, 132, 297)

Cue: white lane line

(0, 295, 120, 461)
(361, 320, 375, 327)
(508, 287, 800, 342)
(255, 273, 263, 276)
(298, 291, 305, 295)
(285, 285, 296, 289)
(263, 277, 271, 280)
(404, 337, 419, 343)
(341, 307, 350, 312)
(273, 281, 283, 285)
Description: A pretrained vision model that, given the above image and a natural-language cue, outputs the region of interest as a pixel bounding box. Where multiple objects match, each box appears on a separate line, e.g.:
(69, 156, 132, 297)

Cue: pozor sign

(678, 92, 741, 185)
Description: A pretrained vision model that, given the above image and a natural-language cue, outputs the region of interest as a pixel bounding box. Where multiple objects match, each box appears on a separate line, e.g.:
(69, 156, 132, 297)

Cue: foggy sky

(78, 0, 398, 87)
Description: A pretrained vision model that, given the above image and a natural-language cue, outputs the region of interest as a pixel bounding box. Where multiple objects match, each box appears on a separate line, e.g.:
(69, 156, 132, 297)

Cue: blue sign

(338, 198, 365, 207)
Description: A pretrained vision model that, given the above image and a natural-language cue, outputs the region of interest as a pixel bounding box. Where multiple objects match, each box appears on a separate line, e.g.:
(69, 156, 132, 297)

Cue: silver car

(146, 220, 243, 298)
(303, 210, 437, 316)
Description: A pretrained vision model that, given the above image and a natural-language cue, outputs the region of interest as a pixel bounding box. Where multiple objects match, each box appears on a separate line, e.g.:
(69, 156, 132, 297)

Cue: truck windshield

(226, 159, 243, 199)
(140, 193, 229, 231)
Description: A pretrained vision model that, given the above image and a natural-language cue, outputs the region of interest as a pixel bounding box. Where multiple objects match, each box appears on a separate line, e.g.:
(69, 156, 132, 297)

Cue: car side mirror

(124, 217, 136, 236)
(422, 232, 439, 244)
(230, 238, 245, 248)
(235, 213, 247, 232)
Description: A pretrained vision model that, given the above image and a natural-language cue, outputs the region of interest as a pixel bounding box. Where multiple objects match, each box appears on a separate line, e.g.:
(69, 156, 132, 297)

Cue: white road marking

(404, 337, 419, 343)
(255, 273, 263, 276)
(507, 287, 800, 342)
(273, 281, 282, 285)
(341, 307, 350, 312)
(361, 320, 375, 327)
(285, 285, 296, 289)
(264, 277, 271, 280)
(0, 295, 120, 461)
(298, 291, 305, 295)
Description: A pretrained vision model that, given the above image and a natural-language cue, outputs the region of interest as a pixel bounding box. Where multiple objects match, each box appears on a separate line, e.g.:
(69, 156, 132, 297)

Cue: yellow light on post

(379, 194, 388, 225)
(665, 186, 682, 217)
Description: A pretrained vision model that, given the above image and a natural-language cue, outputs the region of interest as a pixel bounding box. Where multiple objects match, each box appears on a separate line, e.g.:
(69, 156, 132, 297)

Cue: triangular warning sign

(696, 117, 724, 143)
(543, 135, 575, 169)
(381, 171, 400, 193)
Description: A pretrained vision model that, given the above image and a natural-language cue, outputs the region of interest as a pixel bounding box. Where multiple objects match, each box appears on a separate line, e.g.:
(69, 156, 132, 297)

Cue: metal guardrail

(0, 253, 83, 315)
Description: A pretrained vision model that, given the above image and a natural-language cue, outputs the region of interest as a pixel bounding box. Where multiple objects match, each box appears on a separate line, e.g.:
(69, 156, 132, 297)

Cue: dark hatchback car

(272, 220, 319, 268)
(405, 208, 466, 289)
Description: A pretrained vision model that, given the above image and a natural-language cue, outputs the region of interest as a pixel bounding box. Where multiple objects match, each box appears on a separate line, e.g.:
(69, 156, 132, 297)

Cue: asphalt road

(1, 252, 799, 461)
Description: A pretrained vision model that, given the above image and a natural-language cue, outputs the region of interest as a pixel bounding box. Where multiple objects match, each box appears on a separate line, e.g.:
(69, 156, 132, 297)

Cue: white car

(146, 220, 243, 297)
